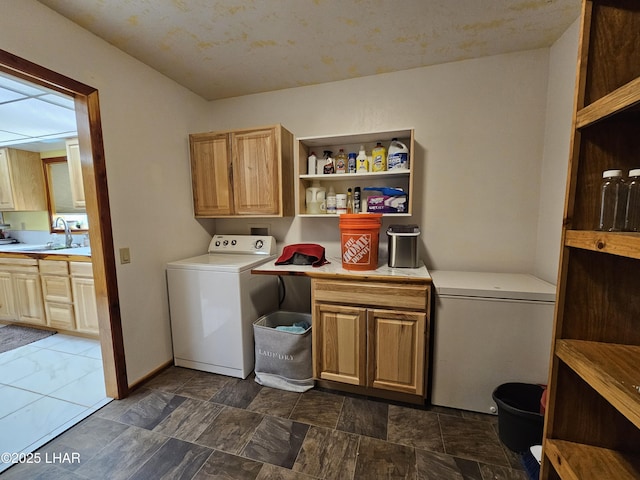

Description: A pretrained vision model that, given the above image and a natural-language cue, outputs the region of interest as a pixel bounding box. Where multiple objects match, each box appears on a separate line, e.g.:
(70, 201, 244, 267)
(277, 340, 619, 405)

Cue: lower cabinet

(70, 262, 99, 335)
(0, 257, 97, 337)
(0, 258, 45, 325)
(40, 259, 75, 330)
(312, 279, 430, 400)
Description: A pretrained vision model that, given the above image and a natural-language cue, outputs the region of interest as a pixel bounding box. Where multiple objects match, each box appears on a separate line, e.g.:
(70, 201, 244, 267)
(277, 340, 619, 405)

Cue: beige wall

(1, 0, 579, 384)
(213, 48, 552, 272)
(535, 18, 581, 284)
(1, 0, 213, 385)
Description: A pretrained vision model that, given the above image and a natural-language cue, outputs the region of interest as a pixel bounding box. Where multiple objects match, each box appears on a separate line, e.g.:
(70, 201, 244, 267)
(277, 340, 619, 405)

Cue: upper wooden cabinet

(65, 138, 86, 209)
(0, 147, 46, 211)
(189, 125, 294, 217)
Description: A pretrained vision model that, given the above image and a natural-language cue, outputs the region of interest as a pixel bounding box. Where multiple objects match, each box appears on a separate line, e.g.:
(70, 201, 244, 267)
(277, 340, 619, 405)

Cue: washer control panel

(208, 235, 276, 255)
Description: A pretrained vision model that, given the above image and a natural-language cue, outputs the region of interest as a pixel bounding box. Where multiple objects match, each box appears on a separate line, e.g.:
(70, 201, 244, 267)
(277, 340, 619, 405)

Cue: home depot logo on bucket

(342, 233, 371, 266)
(339, 213, 382, 270)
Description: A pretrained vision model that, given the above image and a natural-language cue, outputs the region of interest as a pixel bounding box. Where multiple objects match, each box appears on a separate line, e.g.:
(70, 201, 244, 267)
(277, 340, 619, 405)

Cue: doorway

(0, 49, 127, 400)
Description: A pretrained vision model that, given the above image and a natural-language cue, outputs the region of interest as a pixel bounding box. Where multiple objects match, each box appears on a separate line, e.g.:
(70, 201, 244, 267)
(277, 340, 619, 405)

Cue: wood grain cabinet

(70, 261, 99, 335)
(312, 279, 429, 401)
(39, 259, 75, 330)
(189, 125, 294, 217)
(65, 138, 86, 209)
(541, 2, 640, 479)
(0, 147, 46, 211)
(0, 258, 44, 325)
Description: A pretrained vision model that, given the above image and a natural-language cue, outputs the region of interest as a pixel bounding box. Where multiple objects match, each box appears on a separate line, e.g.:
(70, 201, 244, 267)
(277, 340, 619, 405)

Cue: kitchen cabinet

(0, 147, 47, 211)
(0, 258, 45, 325)
(312, 278, 429, 400)
(296, 129, 415, 217)
(189, 124, 294, 217)
(541, 1, 640, 479)
(65, 138, 86, 209)
(39, 259, 75, 330)
(70, 261, 99, 335)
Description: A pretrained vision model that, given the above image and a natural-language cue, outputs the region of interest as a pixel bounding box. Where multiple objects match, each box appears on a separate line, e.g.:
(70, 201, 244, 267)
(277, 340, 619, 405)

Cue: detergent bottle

(387, 138, 409, 170)
(371, 142, 387, 172)
(356, 146, 368, 173)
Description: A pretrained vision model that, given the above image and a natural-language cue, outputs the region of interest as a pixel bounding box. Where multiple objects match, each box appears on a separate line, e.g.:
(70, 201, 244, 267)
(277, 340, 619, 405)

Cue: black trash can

(492, 383, 545, 453)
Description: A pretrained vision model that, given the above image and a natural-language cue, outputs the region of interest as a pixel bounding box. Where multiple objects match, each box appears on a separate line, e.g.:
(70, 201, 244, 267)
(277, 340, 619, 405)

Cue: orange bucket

(339, 213, 383, 270)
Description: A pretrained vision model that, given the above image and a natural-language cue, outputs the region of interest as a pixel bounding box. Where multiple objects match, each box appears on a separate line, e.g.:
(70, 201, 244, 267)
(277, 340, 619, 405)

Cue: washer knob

(215, 241, 220, 246)
(231, 240, 237, 246)
(255, 239, 264, 250)
(223, 240, 229, 246)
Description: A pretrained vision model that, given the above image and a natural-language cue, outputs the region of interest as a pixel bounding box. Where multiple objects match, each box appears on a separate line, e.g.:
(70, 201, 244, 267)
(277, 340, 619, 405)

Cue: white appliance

(430, 271, 556, 414)
(166, 234, 278, 379)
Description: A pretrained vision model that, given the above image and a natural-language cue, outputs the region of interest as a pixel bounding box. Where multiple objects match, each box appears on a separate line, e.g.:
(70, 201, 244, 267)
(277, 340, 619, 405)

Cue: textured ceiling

(37, 0, 581, 101)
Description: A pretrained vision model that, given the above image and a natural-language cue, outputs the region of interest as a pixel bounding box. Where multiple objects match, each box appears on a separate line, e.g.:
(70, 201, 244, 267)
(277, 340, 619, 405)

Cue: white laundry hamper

(253, 311, 314, 392)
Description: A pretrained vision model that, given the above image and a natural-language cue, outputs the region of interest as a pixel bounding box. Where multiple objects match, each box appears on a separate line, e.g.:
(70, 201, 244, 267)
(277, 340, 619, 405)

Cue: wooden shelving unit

(295, 129, 415, 217)
(541, 1, 640, 478)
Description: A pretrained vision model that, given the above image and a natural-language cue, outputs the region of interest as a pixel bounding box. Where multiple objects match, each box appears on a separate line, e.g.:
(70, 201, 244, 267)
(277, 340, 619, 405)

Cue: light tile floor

(0, 333, 111, 474)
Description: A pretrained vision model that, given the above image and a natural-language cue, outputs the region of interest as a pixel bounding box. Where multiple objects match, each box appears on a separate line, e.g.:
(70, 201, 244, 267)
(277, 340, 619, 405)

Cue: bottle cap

(603, 169, 623, 178)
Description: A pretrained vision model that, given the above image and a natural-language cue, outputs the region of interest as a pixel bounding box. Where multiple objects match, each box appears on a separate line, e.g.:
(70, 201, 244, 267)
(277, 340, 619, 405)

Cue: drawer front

(39, 259, 69, 275)
(313, 279, 429, 311)
(45, 302, 75, 330)
(70, 261, 93, 277)
(41, 275, 73, 303)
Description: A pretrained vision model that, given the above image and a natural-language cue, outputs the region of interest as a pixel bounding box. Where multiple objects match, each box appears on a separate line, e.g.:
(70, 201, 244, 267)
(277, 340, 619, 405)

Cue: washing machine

(430, 270, 556, 414)
(166, 234, 278, 379)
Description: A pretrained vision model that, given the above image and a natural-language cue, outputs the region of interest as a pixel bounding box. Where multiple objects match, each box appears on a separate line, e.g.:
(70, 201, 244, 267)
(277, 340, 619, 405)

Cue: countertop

(252, 255, 431, 283)
(0, 243, 91, 260)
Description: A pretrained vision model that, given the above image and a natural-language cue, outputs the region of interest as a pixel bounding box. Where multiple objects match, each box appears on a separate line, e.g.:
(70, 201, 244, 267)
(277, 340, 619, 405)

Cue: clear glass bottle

(625, 168, 640, 232)
(346, 188, 353, 213)
(598, 169, 627, 231)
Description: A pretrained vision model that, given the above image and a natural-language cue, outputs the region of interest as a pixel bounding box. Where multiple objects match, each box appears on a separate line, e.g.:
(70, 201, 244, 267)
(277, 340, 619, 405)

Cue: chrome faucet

(54, 217, 73, 248)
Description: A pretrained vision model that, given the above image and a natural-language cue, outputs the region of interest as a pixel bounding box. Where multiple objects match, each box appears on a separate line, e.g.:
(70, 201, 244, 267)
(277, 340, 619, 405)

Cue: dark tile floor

(1, 366, 529, 479)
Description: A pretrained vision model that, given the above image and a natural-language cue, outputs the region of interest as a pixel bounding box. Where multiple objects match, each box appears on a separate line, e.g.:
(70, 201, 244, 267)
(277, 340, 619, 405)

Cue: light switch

(120, 247, 131, 264)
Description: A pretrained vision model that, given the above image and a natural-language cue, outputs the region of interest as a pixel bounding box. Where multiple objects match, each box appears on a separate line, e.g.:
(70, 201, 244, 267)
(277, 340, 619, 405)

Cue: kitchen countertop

(252, 255, 431, 283)
(0, 243, 91, 260)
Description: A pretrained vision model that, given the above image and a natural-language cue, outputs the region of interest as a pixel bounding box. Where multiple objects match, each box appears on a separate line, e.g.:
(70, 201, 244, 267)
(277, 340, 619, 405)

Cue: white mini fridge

(430, 271, 556, 414)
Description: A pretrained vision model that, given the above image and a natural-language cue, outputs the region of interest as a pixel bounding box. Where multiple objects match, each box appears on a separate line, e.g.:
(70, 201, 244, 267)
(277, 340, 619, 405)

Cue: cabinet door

(231, 127, 280, 215)
(313, 303, 367, 386)
(368, 309, 426, 396)
(72, 276, 99, 335)
(13, 273, 45, 325)
(65, 138, 86, 208)
(190, 133, 233, 216)
(0, 271, 17, 320)
(0, 149, 16, 210)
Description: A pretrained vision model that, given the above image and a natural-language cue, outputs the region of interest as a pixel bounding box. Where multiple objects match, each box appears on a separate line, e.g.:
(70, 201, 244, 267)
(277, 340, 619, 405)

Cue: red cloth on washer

(275, 243, 329, 267)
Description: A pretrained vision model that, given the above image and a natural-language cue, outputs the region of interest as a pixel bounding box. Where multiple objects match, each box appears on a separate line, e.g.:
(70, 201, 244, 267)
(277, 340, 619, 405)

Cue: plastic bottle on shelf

(353, 186, 361, 213)
(335, 149, 347, 174)
(323, 150, 335, 174)
(326, 186, 337, 214)
(356, 146, 368, 173)
(387, 138, 409, 170)
(346, 188, 353, 213)
(598, 169, 627, 231)
(625, 168, 640, 232)
(336, 193, 347, 214)
(371, 142, 387, 172)
(347, 152, 357, 173)
(307, 151, 317, 175)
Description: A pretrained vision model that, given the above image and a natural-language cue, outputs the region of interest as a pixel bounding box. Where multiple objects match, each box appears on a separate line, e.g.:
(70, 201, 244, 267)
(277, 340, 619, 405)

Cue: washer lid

(430, 270, 556, 302)
(167, 253, 276, 273)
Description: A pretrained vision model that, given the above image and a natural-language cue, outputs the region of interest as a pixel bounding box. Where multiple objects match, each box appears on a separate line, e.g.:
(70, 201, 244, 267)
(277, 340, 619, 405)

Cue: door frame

(0, 48, 128, 399)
